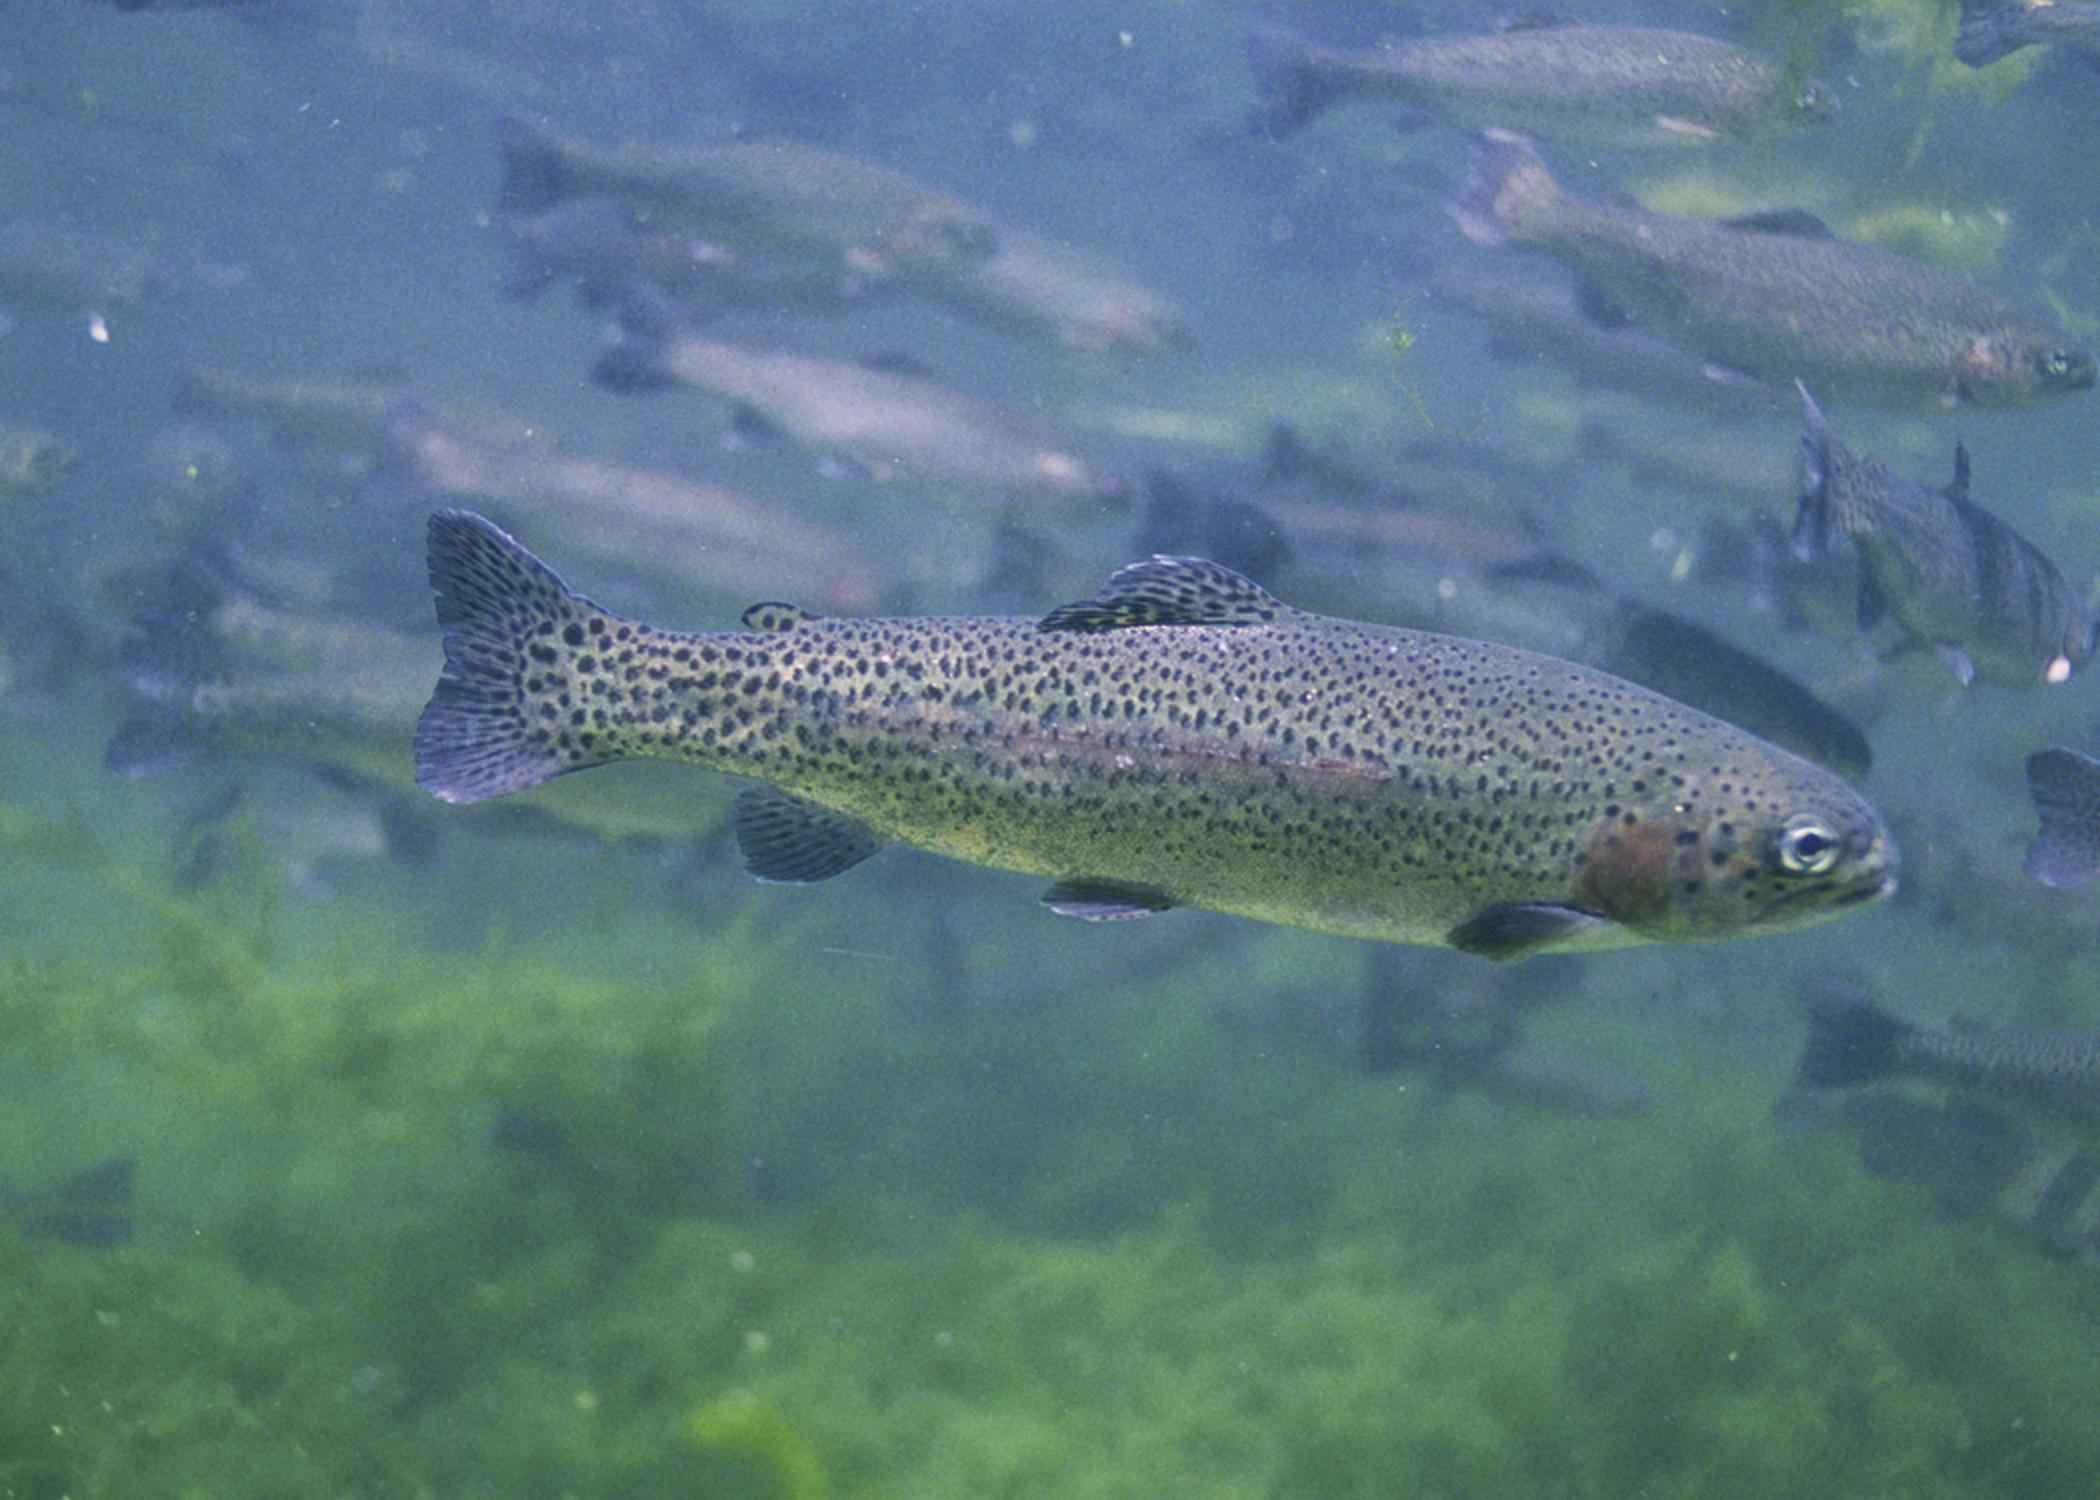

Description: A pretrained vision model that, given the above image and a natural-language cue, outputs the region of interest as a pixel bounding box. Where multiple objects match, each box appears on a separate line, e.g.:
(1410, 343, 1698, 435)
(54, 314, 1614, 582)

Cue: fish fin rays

(1446, 902, 1611, 960)
(1040, 878, 1176, 921)
(416, 510, 609, 805)
(733, 786, 883, 883)
(2025, 748, 2100, 889)
(1039, 556, 1288, 633)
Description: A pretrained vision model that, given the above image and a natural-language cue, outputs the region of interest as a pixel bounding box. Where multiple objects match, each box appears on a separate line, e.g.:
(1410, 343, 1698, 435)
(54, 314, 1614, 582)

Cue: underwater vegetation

(5, 772, 2100, 1500)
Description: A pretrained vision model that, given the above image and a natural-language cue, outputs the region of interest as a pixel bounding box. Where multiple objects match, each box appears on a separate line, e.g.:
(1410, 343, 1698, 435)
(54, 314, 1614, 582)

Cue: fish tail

(416, 510, 619, 804)
(102, 544, 253, 779)
(1796, 983, 1914, 1089)
(1448, 129, 1559, 249)
(1246, 25, 1344, 138)
(589, 283, 681, 394)
(494, 115, 573, 217)
(2024, 748, 2100, 889)
(1789, 380, 1837, 563)
(1954, 0, 2028, 68)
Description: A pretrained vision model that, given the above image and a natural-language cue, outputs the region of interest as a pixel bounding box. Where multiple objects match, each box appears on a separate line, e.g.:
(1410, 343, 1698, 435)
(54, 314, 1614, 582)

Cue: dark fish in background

(0, 219, 171, 325)
(593, 294, 1119, 505)
(415, 510, 1896, 959)
(1776, 1086, 2100, 1259)
(1357, 947, 1651, 1117)
(1249, 20, 1831, 145)
(1431, 259, 1774, 416)
(0, 425, 77, 497)
(495, 115, 1000, 284)
(1792, 384, 2096, 687)
(1957, 0, 2100, 71)
(0, 1156, 135, 1249)
(496, 198, 796, 311)
(1451, 129, 2096, 409)
(1796, 981, 2100, 1128)
(2025, 747, 2100, 888)
(1135, 469, 1292, 586)
(1580, 597, 1873, 781)
(495, 118, 1186, 354)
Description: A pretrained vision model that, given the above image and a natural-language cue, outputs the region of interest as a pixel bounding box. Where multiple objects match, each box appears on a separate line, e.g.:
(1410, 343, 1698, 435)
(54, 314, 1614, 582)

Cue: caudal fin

(1795, 982, 1913, 1089)
(2025, 747, 2100, 889)
(494, 115, 573, 218)
(1448, 129, 1558, 249)
(1246, 26, 1345, 138)
(416, 510, 614, 804)
(1789, 381, 1838, 562)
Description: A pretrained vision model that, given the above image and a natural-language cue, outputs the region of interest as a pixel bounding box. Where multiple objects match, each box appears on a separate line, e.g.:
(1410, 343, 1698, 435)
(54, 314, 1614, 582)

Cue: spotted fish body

(416, 511, 1896, 960)
(1793, 384, 2097, 687)
(1800, 985, 2100, 1130)
(1248, 22, 1827, 145)
(1451, 130, 2097, 409)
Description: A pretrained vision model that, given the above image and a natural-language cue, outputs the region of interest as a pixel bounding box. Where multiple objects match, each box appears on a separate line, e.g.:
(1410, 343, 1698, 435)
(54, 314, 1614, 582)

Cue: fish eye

(1777, 816, 1840, 875)
(2046, 351, 2073, 378)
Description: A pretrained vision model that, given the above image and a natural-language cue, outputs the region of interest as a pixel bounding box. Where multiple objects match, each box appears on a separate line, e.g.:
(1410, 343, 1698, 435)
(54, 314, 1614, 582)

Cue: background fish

(0, 1156, 135, 1249)
(1792, 384, 2096, 686)
(2025, 747, 2100, 888)
(591, 297, 1118, 505)
(1957, 0, 2100, 70)
(1450, 129, 2096, 408)
(1797, 982, 2100, 1129)
(415, 511, 1895, 961)
(1249, 21, 1830, 146)
(0, 425, 77, 498)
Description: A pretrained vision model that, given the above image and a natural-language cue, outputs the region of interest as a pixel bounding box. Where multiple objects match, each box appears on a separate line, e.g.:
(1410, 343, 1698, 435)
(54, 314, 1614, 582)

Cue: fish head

(1956, 333, 2098, 405)
(1576, 767, 1897, 943)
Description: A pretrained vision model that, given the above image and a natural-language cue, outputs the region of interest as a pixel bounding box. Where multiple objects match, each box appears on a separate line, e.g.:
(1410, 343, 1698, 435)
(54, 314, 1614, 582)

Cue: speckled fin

(1041, 879, 1176, 921)
(2025, 748, 2100, 889)
(740, 601, 820, 633)
(1447, 902, 1610, 961)
(416, 509, 609, 805)
(734, 785, 883, 883)
(1038, 556, 1286, 633)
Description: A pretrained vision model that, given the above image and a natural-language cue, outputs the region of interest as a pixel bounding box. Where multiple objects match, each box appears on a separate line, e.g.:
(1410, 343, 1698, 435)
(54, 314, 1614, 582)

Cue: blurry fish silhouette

(1451, 129, 2096, 409)
(1249, 19, 1830, 145)
(1, 1156, 135, 1249)
(1957, 0, 2100, 71)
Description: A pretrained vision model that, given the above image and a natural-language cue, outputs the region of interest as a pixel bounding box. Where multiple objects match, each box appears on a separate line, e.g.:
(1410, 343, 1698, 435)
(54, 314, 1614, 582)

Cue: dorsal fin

(1722, 208, 1836, 239)
(1038, 555, 1287, 633)
(741, 601, 820, 633)
(1945, 441, 1972, 503)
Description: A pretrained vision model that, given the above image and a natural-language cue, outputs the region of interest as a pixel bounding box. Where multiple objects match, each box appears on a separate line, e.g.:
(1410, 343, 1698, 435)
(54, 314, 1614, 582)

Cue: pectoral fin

(1447, 902, 1610, 960)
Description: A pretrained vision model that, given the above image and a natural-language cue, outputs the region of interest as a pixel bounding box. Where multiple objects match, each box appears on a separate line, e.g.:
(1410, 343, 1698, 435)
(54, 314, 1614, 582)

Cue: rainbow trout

(1798, 984, 2100, 1129)
(1957, 0, 2100, 70)
(1793, 383, 2097, 686)
(1250, 20, 1829, 145)
(416, 513, 1895, 959)
(1451, 129, 2096, 409)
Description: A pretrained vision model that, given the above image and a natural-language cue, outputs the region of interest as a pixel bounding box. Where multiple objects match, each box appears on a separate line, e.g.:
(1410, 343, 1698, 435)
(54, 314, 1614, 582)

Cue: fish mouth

(1753, 871, 1896, 926)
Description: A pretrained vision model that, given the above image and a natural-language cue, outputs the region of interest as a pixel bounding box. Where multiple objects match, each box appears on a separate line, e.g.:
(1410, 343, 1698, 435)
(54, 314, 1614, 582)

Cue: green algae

(6, 779, 2100, 1499)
